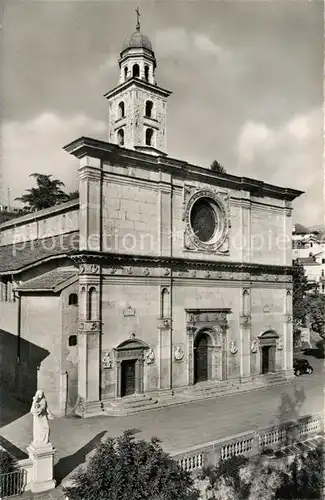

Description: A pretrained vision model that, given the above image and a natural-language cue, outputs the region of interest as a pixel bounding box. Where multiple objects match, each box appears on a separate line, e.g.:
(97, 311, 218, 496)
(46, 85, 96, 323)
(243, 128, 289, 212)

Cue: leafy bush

(0, 449, 23, 497)
(0, 449, 17, 474)
(64, 429, 199, 500)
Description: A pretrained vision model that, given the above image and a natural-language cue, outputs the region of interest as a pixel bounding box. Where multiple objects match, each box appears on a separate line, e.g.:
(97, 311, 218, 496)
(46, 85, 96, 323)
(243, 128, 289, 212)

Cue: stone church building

(0, 19, 303, 417)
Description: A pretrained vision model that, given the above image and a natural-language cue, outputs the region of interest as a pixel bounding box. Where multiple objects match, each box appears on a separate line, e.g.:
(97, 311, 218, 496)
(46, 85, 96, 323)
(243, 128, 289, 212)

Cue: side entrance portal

(121, 359, 136, 397)
(259, 331, 278, 375)
(194, 333, 209, 383)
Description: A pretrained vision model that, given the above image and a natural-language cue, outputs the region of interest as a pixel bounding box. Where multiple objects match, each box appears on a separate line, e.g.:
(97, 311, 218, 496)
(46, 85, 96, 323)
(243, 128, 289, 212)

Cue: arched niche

(285, 290, 292, 314)
(80, 287, 87, 319)
(242, 289, 250, 316)
(160, 287, 170, 319)
(87, 286, 98, 321)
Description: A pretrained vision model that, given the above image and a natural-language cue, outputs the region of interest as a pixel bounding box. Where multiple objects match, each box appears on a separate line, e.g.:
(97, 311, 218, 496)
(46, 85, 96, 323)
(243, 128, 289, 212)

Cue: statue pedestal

(27, 442, 56, 493)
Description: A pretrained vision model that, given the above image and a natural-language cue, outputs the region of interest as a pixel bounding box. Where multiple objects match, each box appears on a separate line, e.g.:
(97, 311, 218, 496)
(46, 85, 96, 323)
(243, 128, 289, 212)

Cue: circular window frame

(185, 190, 228, 251)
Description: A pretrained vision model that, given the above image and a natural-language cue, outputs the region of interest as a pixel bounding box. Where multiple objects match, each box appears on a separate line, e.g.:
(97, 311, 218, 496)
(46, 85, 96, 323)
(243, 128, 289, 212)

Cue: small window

(124, 66, 128, 80)
(144, 65, 149, 82)
(69, 335, 77, 347)
(117, 129, 124, 146)
(322, 258, 325, 264)
(118, 101, 125, 119)
(145, 128, 154, 146)
(69, 293, 78, 306)
(322, 270, 324, 277)
(145, 100, 153, 118)
(132, 64, 140, 78)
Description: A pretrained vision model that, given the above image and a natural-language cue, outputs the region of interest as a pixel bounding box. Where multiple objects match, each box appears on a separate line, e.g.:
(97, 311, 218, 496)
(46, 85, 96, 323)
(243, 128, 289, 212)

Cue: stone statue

(30, 390, 53, 446)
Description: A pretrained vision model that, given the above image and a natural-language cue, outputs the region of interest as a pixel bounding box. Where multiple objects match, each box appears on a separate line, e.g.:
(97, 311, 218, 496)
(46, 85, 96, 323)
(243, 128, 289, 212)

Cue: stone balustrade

(173, 412, 324, 473)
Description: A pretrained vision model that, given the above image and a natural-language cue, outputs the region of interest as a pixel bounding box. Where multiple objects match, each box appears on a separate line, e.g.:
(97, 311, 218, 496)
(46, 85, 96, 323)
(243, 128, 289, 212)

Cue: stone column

(76, 262, 102, 417)
(27, 443, 56, 493)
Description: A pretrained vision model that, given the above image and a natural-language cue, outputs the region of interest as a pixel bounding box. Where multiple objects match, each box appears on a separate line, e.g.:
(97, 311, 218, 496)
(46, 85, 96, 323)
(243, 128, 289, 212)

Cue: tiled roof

(0, 231, 79, 273)
(17, 269, 77, 291)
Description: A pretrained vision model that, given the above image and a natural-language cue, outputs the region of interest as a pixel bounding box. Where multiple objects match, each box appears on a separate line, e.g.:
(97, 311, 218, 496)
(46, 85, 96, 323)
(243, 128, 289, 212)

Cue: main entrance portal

(194, 333, 209, 383)
(121, 359, 136, 397)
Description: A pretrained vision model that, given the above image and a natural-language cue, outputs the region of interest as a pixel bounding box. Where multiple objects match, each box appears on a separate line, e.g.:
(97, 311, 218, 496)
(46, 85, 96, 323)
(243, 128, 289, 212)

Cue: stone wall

(20, 294, 62, 413)
(101, 177, 159, 255)
(61, 284, 79, 413)
(100, 273, 289, 397)
(88, 164, 290, 267)
(0, 201, 79, 246)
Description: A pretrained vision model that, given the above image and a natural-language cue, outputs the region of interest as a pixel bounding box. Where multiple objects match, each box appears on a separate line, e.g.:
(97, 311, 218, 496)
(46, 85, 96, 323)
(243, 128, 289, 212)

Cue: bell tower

(104, 8, 172, 156)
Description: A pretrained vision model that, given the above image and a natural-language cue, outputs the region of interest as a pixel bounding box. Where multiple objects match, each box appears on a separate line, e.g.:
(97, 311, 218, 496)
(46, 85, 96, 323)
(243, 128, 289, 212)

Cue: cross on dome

(135, 6, 140, 32)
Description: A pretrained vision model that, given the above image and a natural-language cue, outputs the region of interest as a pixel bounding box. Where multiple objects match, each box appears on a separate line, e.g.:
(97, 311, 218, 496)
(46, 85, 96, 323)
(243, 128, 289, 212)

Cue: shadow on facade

(54, 430, 107, 485)
(0, 329, 49, 412)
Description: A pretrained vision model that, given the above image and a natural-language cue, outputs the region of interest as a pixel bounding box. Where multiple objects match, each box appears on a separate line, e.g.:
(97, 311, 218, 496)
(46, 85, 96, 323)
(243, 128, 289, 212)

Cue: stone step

(104, 395, 159, 416)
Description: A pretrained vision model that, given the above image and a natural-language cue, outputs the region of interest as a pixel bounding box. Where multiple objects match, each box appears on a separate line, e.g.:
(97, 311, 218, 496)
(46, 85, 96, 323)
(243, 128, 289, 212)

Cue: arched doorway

(114, 338, 148, 398)
(258, 330, 278, 374)
(194, 332, 209, 383)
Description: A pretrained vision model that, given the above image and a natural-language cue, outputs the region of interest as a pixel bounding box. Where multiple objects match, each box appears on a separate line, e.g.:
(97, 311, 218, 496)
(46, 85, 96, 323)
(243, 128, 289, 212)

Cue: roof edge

(63, 137, 304, 202)
(0, 199, 79, 230)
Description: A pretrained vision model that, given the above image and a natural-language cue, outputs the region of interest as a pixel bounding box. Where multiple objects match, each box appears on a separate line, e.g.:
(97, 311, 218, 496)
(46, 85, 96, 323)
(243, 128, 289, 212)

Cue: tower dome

(121, 31, 153, 54)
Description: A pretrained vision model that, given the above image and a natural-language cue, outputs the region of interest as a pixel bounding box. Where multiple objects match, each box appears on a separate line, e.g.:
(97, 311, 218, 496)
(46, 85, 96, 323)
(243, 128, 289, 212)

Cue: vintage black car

(293, 358, 313, 376)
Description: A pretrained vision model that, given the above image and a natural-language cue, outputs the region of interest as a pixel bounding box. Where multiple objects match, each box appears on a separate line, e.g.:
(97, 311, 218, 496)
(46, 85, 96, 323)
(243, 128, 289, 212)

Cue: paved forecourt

(1, 356, 324, 482)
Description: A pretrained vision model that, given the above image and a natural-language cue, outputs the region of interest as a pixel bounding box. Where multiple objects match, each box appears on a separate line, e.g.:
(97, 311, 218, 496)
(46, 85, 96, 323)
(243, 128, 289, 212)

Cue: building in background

(292, 224, 325, 294)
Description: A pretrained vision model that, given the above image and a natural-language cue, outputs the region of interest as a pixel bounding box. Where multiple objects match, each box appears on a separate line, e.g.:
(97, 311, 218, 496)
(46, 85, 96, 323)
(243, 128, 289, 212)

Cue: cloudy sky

(1, 0, 323, 226)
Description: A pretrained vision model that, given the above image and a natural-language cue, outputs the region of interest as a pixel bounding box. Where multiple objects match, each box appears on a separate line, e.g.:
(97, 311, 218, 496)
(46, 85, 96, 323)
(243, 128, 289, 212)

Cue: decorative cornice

(69, 250, 294, 276)
(104, 77, 172, 100)
(63, 137, 303, 202)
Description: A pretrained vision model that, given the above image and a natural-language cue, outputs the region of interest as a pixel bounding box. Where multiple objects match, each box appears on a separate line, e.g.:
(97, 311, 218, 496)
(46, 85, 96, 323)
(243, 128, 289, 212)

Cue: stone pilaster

(157, 318, 172, 389)
(76, 262, 102, 417)
(157, 284, 172, 389)
(78, 156, 102, 252)
(284, 313, 294, 376)
(240, 288, 251, 380)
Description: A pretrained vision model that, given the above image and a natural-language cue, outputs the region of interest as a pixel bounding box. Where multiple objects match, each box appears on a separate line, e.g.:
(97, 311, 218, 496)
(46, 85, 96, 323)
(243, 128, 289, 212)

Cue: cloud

(154, 27, 231, 62)
(1, 113, 106, 206)
(236, 107, 323, 226)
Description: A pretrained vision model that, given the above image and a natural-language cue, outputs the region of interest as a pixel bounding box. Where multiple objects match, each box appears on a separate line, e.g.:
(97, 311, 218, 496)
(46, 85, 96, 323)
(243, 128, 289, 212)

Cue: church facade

(0, 20, 302, 417)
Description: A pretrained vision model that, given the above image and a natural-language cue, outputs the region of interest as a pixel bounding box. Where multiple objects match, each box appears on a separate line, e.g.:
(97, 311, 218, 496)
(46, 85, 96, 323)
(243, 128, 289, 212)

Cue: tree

(210, 160, 226, 174)
(292, 260, 308, 328)
(276, 442, 324, 499)
(15, 173, 78, 211)
(64, 430, 199, 500)
(305, 294, 325, 338)
(65, 190, 79, 201)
